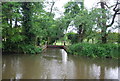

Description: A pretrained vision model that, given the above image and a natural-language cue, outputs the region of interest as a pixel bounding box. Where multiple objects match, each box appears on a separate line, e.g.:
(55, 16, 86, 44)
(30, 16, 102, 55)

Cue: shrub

(68, 43, 119, 59)
(68, 43, 82, 55)
(20, 44, 42, 54)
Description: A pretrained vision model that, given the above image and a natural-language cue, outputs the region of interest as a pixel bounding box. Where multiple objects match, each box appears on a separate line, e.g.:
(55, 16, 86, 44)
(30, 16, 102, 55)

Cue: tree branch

(117, 12, 120, 14)
(113, 0, 119, 11)
(106, 11, 118, 27)
(98, 2, 116, 8)
(49, 2, 55, 16)
(107, 0, 120, 27)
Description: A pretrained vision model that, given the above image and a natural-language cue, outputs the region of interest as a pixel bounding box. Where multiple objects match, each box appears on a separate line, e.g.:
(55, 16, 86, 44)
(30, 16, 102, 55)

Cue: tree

(2, 2, 44, 53)
(22, 2, 35, 45)
(2, 2, 23, 52)
(74, 9, 96, 42)
(97, 0, 120, 43)
(64, 1, 96, 43)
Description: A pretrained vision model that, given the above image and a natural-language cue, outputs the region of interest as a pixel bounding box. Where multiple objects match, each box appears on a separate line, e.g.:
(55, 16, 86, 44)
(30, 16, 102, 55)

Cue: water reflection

(89, 64, 100, 79)
(69, 55, 119, 79)
(2, 48, 119, 80)
(61, 49, 67, 64)
(105, 67, 118, 79)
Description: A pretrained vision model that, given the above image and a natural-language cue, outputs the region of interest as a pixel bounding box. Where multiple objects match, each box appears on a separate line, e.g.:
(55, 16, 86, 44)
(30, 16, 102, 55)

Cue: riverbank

(67, 43, 119, 59)
(2, 43, 119, 60)
(2, 45, 42, 54)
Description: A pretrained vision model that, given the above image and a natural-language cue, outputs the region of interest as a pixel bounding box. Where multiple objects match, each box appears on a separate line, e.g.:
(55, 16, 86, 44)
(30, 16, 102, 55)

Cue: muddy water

(2, 48, 120, 79)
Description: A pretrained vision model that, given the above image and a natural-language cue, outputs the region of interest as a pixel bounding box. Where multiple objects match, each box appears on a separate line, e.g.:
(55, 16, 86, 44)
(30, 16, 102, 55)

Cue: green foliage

(63, 1, 118, 44)
(0, 42, 2, 49)
(2, 2, 43, 54)
(66, 32, 78, 44)
(21, 45, 42, 54)
(2, 2, 66, 53)
(22, 2, 36, 44)
(64, 2, 97, 43)
(108, 32, 119, 43)
(68, 43, 119, 59)
(64, 2, 80, 18)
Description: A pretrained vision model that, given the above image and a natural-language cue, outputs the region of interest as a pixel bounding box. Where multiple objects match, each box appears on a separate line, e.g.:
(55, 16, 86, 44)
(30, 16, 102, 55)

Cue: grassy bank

(67, 43, 119, 59)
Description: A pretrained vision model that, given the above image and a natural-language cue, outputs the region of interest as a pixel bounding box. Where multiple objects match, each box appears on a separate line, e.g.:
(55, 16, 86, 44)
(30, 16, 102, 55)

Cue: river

(2, 48, 120, 80)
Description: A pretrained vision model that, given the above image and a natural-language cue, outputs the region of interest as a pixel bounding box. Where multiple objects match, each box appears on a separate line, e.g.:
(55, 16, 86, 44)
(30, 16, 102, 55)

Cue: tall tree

(22, 2, 35, 44)
(98, 0, 120, 43)
(64, 1, 96, 42)
(2, 2, 22, 52)
(74, 9, 96, 42)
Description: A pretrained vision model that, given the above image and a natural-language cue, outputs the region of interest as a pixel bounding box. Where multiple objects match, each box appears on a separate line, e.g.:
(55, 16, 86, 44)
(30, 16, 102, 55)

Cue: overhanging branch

(107, 0, 120, 27)
(106, 11, 118, 27)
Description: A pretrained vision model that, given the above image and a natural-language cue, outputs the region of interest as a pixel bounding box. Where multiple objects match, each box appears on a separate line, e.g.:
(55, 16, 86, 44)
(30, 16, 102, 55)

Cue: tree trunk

(77, 24, 85, 43)
(15, 17, 17, 27)
(101, 33, 107, 43)
(100, 1, 107, 44)
(10, 16, 12, 28)
(99, 0, 119, 43)
(78, 35, 84, 42)
(99, 66, 105, 79)
(87, 38, 90, 42)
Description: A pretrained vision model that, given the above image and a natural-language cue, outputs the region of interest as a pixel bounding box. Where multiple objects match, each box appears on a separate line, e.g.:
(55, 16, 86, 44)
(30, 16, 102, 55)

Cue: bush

(68, 43, 119, 59)
(21, 44, 42, 54)
(68, 43, 82, 55)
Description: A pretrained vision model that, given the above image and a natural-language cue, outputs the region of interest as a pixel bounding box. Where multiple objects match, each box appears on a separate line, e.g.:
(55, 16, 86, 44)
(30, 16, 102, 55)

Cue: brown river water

(2, 48, 120, 80)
